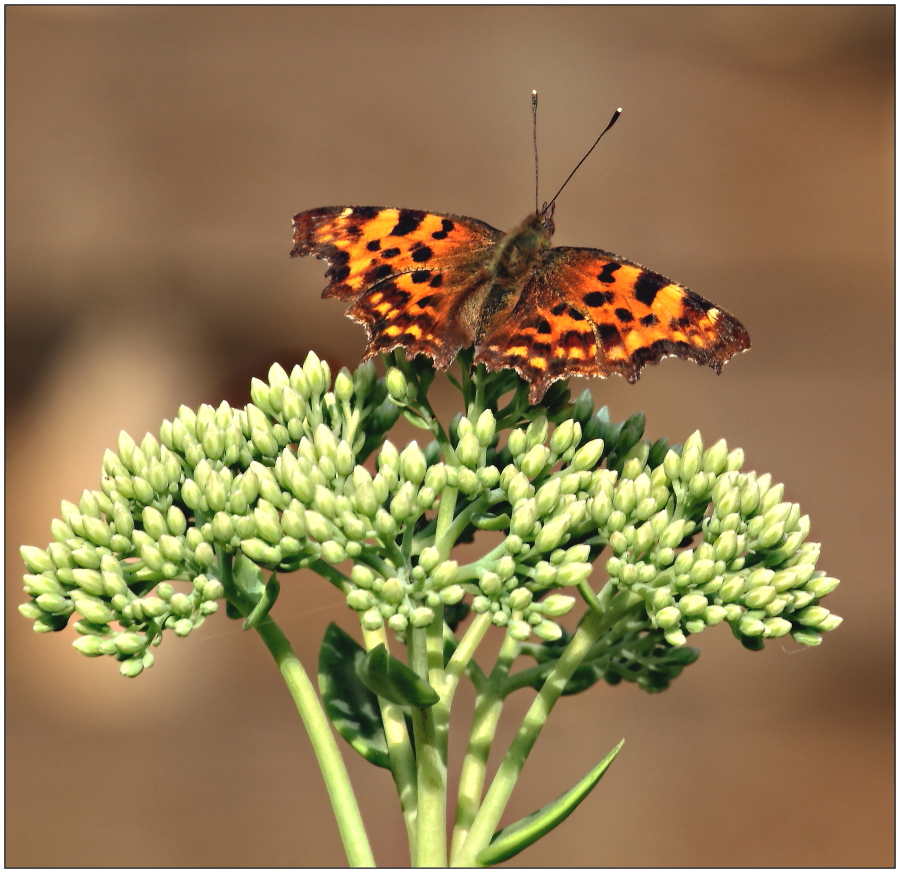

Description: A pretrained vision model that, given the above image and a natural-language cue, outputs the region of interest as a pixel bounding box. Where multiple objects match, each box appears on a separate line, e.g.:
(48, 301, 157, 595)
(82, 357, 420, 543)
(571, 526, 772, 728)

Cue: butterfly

(290, 201, 750, 404)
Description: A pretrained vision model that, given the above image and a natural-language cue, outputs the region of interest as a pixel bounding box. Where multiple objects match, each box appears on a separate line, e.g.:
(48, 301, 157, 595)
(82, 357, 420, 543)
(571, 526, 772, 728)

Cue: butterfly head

(539, 200, 556, 237)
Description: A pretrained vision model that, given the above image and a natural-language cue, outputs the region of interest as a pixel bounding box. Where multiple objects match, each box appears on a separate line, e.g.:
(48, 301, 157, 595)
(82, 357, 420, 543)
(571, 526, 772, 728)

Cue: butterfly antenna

(532, 90, 539, 214)
(542, 107, 622, 215)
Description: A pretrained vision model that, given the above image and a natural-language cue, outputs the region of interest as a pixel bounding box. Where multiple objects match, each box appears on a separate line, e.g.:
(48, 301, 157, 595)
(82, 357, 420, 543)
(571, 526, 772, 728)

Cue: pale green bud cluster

(19, 352, 842, 676)
(603, 432, 841, 648)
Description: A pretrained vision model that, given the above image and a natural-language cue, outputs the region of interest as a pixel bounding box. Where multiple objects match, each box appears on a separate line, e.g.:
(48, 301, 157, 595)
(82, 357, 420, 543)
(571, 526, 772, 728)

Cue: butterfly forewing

(291, 206, 502, 300)
(476, 246, 750, 403)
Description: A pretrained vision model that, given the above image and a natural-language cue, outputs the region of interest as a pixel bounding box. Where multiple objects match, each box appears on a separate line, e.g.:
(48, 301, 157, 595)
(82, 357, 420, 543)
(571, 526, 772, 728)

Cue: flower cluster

(19, 352, 841, 681)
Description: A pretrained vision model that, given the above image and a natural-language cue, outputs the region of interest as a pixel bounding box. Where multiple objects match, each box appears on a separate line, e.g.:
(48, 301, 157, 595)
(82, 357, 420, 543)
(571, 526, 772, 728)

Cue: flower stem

(362, 625, 418, 857)
(410, 623, 448, 866)
(449, 630, 519, 863)
(451, 593, 641, 867)
(253, 616, 375, 868)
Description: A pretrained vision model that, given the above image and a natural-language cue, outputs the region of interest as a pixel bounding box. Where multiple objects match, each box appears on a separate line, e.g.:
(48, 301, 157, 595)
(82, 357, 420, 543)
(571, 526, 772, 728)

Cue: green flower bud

(351, 565, 376, 589)
(239, 538, 275, 564)
(202, 578, 225, 600)
(455, 468, 477, 496)
(387, 612, 409, 632)
(212, 512, 235, 543)
(374, 508, 398, 541)
(756, 521, 785, 549)
(410, 606, 434, 628)
(166, 506, 187, 537)
(555, 562, 592, 587)
(169, 618, 191, 637)
(415, 546, 440, 574)
(679, 593, 708, 616)
(475, 410, 497, 447)
(303, 509, 337, 544)
(508, 588, 533, 611)
(805, 575, 840, 598)
(550, 420, 577, 455)
(194, 542, 215, 567)
(334, 368, 354, 402)
(73, 635, 104, 657)
(796, 606, 832, 628)
(389, 481, 415, 522)
(536, 594, 573, 617)
(353, 360, 376, 399)
(739, 615, 766, 637)
(75, 599, 114, 624)
(35, 592, 72, 615)
(168, 593, 192, 616)
(204, 474, 228, 513)
(701, 439, 728, 475)
(439, 585, 465, 606)
(654, 605, 681, 629)
(533, 619, 563, 642)
(571, 438, 604, 473)
(400, 442, 427, 485)
(385, 367, 408, 402)
(23, 574, 64, 597)
(424, 463, 447, 494)
(679, 445, 701, 483)
(452, 432, 479, 470)
(20, 546, 56, 575)
(508, 619, 532, 641)
(320, 541, 346, 564)
(632, 521, 655, 556)
(158, 535, 184, 563)
(507, 429, 527, 458)
(613, 480, 636, 516)
(534, 514, 570, 553)
(431, 561, 459, 589)
(724, 447, 744, 472)
(480, 572, 502, 597)
(525, 416, 548, 450)
(510, 499, 537, 539)
(534, 478, 562, 517)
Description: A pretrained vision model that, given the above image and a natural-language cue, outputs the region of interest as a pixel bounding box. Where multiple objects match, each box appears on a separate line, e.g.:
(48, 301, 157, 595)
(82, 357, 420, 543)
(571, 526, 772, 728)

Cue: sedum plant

(19, 347, 841, 867)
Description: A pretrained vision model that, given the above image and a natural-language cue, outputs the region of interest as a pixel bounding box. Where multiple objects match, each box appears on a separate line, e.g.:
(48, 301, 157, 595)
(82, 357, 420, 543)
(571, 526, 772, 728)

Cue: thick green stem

(452, 594, 641, 867)
(449, 631, 519, 863)
(254, 617, 375, 868)
(361, 625, 418, 857)
(410, 624, 448, 866)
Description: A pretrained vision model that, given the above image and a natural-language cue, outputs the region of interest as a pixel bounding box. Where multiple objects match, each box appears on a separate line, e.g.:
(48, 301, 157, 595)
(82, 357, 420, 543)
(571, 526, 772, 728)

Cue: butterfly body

(291, 204, 750, 403)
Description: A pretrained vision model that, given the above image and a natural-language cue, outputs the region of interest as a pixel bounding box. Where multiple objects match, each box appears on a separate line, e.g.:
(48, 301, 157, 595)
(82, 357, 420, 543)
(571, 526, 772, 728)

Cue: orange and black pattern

(291, 206, 750, 403)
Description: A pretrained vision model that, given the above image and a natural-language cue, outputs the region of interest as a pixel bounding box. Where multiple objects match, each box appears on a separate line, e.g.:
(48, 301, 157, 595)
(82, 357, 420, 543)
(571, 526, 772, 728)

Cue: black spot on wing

(584, 290, 615, 308)
(411, 270, 431, 284)
(353, 207, 380, 219)
(614, 308, 633, 323)
(367, 263, 393, 282)
(633, 271, 667, 306)
(411, 245, 433, 263)
(536, 318, 552, 335)
(597, 323, 623, 346)
(391, 209, 425, 236)
(597, 263, 621, 284)
(429, 273, 444, 288)
(551, 302, 567, 316)
(568, 307, 586, 321)
(431, 219, 455, 240)
(366, 239, 381, 252)
(640, 313, 658, 327)
(381, 247, 401, 259)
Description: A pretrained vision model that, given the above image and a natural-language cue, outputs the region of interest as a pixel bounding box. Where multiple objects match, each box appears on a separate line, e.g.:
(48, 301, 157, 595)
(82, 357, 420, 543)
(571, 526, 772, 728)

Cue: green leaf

(357, 643, 440, 707)
(401, 408, 434, 430)
(318, 623, 390, 769)
(242, 572, 280, 630)
(476, 740, 625, 866)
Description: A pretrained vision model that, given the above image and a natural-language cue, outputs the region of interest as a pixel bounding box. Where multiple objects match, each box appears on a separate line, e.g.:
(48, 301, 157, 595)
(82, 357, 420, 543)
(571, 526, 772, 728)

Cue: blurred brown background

(6, 6, 893, 868)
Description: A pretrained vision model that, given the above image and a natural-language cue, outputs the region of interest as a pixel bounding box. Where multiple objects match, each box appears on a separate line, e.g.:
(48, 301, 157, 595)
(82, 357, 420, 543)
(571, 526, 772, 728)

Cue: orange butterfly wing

(476, 246, 750, 403)
(291, 206, 503, 367)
